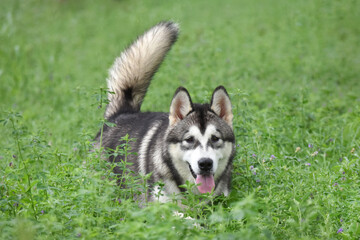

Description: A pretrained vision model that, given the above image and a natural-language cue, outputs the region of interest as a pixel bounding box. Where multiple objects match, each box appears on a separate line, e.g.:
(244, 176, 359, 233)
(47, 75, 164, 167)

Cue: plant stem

(11, 119, 38, 220)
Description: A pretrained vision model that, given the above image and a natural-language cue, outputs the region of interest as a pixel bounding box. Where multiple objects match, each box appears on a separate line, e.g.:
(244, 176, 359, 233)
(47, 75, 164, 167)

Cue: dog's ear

(169, 87, 193, 126)
(210, 86, 233, 127)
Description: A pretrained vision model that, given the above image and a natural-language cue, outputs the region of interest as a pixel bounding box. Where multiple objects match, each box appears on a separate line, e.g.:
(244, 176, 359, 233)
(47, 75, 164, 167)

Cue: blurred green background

(1, 0, 359, 148)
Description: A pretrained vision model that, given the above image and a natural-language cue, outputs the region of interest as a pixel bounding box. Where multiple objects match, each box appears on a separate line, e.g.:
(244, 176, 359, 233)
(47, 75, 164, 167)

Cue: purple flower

(253, 171, 257, 175)
(308, 144, 313, 148)
(76, 233, 82, 238)
(41, 210, 44, 214)
(12, 155, 17, 159)
(337, 228, 343, 234)
(256, 179, 260, 183)
(252, 154, 257, 158)
(250, 165, 254, 170)
(342, 171, 345, 174)
(305, 163, 311, 166)
(9, 162, 13, 167)
(333, 182, 338, 186)
(340, 218, 343, 222)
(270, 155, 276, 159)
(341, 177, 346, 181)
(339, 157, 343, 162)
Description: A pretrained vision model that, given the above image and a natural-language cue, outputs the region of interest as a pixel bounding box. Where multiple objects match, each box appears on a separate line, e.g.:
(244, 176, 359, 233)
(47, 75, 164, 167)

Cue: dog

(95, 21, 235, 202)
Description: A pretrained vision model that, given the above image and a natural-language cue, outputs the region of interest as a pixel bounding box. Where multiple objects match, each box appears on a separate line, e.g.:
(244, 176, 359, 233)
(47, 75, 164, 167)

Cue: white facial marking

(168, 143, 192, 181)
(168, 124, 233, 188)
(183, 125, 230, 177)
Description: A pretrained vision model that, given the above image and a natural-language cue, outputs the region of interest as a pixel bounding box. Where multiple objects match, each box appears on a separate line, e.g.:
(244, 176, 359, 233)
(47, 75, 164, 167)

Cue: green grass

(1, 0, 360, 239)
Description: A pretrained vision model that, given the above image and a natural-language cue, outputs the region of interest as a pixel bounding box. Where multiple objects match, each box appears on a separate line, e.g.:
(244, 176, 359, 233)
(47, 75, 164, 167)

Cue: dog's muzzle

(187, 158, 215, 194)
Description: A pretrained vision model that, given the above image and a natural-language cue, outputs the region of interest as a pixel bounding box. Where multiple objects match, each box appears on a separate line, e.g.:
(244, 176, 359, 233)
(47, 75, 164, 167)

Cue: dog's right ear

(169, 87, 193, 126)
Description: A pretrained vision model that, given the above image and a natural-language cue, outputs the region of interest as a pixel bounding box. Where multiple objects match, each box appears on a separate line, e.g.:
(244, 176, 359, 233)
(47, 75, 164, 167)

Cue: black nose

(198, 158, 213, 172)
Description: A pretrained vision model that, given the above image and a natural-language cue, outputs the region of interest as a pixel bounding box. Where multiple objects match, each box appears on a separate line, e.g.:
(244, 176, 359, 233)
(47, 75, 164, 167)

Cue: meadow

(1, 0, 359, 239)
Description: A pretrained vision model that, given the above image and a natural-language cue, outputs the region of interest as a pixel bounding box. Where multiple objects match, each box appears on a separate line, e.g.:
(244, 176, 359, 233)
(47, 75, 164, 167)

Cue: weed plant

(1, 0, 360, 239)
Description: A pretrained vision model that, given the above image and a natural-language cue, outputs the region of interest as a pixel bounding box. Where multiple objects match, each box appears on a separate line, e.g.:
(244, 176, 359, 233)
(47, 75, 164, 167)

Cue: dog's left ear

(169, 87, 193, 126)
(210, 86, 233, 127)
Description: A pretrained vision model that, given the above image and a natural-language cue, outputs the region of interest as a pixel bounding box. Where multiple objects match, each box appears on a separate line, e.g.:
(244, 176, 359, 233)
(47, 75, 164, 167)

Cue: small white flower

(173, 211, 184, 218)
(193, 223, 202, 229)
(184, 216, 194, 220)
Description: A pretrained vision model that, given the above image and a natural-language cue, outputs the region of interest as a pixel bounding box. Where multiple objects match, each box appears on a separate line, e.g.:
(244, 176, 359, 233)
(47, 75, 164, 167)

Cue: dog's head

(166, 86, 235, 194)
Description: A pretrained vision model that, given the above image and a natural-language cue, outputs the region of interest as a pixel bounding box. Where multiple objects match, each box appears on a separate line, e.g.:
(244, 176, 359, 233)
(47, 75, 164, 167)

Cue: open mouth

(187, 163, 215, 194)
(188, 163, 197, 178)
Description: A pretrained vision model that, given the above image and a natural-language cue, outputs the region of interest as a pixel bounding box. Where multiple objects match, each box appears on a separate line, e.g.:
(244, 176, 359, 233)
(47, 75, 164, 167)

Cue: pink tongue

(195, 175, 215, 193)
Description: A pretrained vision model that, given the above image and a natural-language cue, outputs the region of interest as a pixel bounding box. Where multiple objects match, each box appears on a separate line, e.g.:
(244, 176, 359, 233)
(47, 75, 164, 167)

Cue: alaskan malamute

(95, 21, 235, 202)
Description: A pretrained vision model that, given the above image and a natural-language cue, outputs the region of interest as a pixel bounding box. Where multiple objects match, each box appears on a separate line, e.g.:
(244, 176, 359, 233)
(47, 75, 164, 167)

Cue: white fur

(105, 22, 179, 118)
(138, 122, 161, 174)
(168, 144, 193, 181)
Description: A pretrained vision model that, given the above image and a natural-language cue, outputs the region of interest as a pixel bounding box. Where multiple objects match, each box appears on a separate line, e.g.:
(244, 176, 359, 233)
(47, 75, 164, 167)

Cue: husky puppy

(96, 21, 235, 202)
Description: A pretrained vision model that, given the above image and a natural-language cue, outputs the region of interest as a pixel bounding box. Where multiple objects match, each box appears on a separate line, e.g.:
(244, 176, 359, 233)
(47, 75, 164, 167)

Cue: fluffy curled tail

(104, 21, 179, 119)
